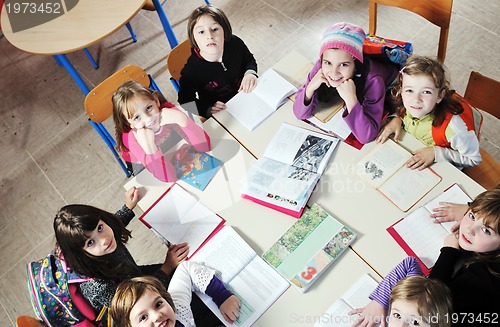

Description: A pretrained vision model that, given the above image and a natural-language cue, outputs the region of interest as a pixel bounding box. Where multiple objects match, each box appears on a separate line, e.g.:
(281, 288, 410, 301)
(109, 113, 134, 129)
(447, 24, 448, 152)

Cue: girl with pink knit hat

(293, 22, 398, 144)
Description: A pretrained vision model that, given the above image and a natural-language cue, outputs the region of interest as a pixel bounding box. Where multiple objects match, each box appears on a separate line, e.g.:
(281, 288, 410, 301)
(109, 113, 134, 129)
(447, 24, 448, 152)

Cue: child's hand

(376, 117, 403, 143)
(220, 295, 241, 323)
(134, 128, 158, 155)
(239, 74, 257, 93)
(444, 232, 460, 249)
(431, 202, 468, 228)
(160, 107, 188, 127)
(348, 301, 386, 327)
(210, 101, 227, 115)
(125, 186, 139, 210)
(161, 242, 189, 275)
(336, 79, 357, 111)
(405, 147, 435, 170)
(305, 70, 329, 102)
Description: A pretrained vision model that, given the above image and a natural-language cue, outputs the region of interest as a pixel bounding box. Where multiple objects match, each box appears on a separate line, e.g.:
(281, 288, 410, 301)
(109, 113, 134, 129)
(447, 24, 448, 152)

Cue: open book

(263, 204, 356, 293)
(315, 274, 379, 327)
(138, 184, 225, 258)
(225, 69, 297, 131)
(356, 140, 441, 211)
(242, 123, 340, 217)
(191, 226, 290, 327)
(387, 183, 472, 274)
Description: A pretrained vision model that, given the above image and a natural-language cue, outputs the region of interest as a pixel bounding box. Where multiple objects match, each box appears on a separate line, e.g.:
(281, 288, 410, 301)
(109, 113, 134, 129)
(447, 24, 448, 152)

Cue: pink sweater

(122, 102, 211, 182)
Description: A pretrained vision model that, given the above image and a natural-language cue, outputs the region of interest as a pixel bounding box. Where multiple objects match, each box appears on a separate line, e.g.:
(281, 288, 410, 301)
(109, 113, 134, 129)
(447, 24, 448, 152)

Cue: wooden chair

(462, 71, 500, 190)
(84, 65, 163, 177)
(368, 0, 453, 63)
(15, 316, 44, 327)
(166, 39, 192, 92)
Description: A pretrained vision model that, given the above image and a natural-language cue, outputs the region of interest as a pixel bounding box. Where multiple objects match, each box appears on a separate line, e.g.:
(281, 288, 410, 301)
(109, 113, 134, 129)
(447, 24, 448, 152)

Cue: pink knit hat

(320, 22, 366, 63)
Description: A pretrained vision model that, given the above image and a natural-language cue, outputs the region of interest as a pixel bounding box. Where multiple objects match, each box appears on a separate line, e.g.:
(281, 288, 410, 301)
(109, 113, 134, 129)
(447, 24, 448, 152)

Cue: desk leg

(151, 0, 178, 48)
(53, 54, 90, 94)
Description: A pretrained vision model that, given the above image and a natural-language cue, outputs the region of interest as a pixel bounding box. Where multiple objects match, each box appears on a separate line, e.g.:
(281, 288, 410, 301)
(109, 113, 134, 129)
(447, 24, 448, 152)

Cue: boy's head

(459, 185, 500, 253)
(187, 5, 232, 48)
(111, 276, 176, 327)
(388, 276, 452, 327)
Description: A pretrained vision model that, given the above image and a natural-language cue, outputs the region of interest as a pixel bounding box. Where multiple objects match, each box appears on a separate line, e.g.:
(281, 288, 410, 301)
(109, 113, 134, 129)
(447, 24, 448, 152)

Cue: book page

(379, 167, 441, 212)
(253, 69, 297, 109)
(423, 184, 472, 233)
(192, 227, 289, 327)
(139, 184, 223, 254)
(315, 274, 378, 327)
(263, 123, 339, 174)
(225, 91, 275, 131)
(356, 140, 412, 189)
(242, 157, 319, 210)
(308, 109, 351, 140)
(313, 97, 345, 123)
(392, 207, 450, 268)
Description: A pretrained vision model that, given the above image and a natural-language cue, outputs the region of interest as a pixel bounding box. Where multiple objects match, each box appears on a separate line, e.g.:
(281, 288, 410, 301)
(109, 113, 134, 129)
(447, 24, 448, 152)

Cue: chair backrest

(167, 39, 192, 83)
(464, 71, 500, 120)
(368, 0, 452, 63)
(15, 316, 44, 327)
(84, 65, 151, 123)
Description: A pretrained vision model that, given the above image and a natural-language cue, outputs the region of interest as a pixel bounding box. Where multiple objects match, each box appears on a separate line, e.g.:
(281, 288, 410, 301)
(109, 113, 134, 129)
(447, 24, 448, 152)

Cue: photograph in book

(387, 183, 472, 274)
(315, 273, 379, 327)
(356, 140, 441, 211)
(138, 184, 224, 258)
(263, 204, 356, 292)
(190, 226, 289, 327)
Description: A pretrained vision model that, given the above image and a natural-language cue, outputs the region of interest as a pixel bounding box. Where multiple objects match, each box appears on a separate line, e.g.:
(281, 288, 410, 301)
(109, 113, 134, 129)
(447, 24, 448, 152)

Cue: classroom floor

(0, 0, 499, 324)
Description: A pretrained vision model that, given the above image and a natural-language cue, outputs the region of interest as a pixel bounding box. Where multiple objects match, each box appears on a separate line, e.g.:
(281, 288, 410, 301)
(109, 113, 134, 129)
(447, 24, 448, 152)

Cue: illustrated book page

(138, 184, 224, 258)
(263, 204, 356, 293)
(225, 69, 297, 131)
(191, 226, 290, 327)
(315, 273, 379, 327)
(387, 183, 472, 273)
(174, 147, 222, 191)
(356, 140, 441, 211)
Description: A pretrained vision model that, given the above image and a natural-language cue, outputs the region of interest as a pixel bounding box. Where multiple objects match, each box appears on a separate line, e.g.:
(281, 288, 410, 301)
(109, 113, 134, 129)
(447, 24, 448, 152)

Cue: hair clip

(399, 66, 406, 74)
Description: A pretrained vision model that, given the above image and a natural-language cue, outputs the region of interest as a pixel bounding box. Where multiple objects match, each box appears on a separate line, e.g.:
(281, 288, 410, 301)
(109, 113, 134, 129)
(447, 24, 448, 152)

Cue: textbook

(312, 96, 345, 123)
(174, 147, 222, 191)
(356, 140, 442, 212)
(263, 204, 356, 293)
(138, 183, 225, 258)
(315, 273, 379, 327)
(225, 68, 297, 131)
(387, 183, 472, 274)
(191, 226, 290, 327)
(242, 123, 340, 217)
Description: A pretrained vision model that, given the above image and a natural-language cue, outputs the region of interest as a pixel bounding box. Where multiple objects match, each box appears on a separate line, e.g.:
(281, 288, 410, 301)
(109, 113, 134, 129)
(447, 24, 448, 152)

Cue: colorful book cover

(263, 203, 356, 292)
(175, 147, 223, 191)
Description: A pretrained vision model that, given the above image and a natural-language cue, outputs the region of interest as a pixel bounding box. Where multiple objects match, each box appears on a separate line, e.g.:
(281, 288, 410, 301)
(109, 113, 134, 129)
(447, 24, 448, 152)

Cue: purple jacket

(293, 58, 398, 144)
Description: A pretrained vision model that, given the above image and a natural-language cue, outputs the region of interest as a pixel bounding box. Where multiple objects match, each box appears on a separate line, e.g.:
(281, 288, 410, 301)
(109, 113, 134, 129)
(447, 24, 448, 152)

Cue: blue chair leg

(89, 120, 131, 177)
(83, 48, 99, 69)
(170, 78, 180, 93)
(204, 0, 211, 5)
(149, 76, 161, 92)
(125, 22, 137, 42)
(151, 0, 178, 48)
(53, 55, 63, 66)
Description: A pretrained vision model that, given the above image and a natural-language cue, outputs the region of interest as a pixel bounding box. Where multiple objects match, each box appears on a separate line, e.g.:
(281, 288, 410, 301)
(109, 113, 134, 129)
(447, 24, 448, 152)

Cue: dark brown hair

(187, 5, 232, 48)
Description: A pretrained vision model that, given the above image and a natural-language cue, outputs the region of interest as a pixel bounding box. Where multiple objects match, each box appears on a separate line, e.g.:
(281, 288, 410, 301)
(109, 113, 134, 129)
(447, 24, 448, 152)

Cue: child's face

(83, 220, 117, 256)
(193, 14, 224, 59)
(126, 95, 162, 132)
(129, 289, 176, 327)
(401, 73, 444, 119)
(321, 48, 355, 87)
(388, 299, 430, 327)
(459, 210, 500, 253)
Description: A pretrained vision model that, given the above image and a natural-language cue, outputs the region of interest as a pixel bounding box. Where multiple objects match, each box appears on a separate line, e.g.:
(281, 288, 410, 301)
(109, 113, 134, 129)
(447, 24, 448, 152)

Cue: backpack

(27, 252, 108, 327)
(363, 34, 413, 68)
